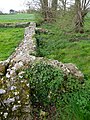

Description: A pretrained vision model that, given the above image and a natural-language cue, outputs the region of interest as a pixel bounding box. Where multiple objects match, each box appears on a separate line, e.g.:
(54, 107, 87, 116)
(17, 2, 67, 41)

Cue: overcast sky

(0, 0, 30, 13)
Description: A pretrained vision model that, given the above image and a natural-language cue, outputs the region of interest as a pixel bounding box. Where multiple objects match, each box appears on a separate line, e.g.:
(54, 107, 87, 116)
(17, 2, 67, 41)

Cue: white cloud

(0, 0, 29, 13)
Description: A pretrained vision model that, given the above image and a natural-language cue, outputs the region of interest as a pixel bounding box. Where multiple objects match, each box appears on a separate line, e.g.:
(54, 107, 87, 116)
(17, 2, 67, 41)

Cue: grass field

(0, 13, 35, 23)
(0, 28, 24, 60)
(0, 13, 38, 60)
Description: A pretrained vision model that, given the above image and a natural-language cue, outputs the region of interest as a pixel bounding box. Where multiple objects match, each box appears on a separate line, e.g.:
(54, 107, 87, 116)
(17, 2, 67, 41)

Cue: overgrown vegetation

(25, 62, 90, 120)
(31, 11, 90, 119)
(35, 13, 90, 80)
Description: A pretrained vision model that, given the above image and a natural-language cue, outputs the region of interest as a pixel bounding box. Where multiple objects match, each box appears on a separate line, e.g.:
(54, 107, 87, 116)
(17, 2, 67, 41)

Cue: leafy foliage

(26, 62, 64, 107)
(35, 13, 90, 79)
(25, 62, 90, 119)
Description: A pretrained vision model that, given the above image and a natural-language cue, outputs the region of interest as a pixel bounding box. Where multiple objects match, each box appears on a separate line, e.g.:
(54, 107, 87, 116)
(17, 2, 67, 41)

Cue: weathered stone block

(0, 64, 6, 76)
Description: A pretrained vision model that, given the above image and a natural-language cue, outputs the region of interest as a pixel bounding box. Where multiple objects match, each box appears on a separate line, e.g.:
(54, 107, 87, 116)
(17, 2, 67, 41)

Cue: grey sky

(0, 0, 30, 13)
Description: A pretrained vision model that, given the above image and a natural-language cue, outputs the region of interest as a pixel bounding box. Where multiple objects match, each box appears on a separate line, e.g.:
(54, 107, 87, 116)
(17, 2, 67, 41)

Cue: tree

(39, 0, 49, 20)
(60, 0, 67, 11)
(0, 11, 3, 15)
(75, 0, 90, 33)
(52, 0, 58, 11)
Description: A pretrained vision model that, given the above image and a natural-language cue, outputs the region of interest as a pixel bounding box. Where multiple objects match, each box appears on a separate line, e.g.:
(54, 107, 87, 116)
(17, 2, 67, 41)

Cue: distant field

(0, 28, 24, 60)
(0, 13, 43, 61)
(0, 13, 35, 23)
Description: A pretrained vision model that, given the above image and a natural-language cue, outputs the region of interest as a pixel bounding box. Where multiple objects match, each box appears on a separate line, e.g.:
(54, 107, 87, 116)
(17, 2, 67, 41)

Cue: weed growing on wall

(25, 62, 90, 119)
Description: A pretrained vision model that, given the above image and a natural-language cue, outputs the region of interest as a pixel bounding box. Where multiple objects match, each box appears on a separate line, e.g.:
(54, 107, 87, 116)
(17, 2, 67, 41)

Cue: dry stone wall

(0, 22, 84, 120)
(0, 22, 30, 28)
(0, 22, 36, 120)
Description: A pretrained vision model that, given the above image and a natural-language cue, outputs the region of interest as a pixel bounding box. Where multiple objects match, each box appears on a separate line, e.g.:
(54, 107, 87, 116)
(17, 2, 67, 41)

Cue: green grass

(0, 13, 35, 23)
(0, 28, 24, 60)
(33, 12, 90, 120)
(36, 13, 90, 79)
(0, 13, 43, 61)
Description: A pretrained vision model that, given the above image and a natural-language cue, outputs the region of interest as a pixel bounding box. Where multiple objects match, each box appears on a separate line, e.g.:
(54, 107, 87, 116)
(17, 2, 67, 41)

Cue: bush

(25, 62, 90, 119)
(26, 62, 64, 107)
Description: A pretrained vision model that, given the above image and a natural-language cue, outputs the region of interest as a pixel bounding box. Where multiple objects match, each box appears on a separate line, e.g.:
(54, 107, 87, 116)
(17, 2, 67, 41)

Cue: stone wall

(0, 22, 36, 120)
(0, 22, 84, 120)
(0, 22, 30, 28)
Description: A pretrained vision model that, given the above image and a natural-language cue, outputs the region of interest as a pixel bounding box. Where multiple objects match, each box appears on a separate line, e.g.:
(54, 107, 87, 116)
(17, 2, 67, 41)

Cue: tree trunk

(51, 0, 58, 21)
(75, 0, 84, 33)
(52, 0, 58, 11)
(40, 0, 49, 21)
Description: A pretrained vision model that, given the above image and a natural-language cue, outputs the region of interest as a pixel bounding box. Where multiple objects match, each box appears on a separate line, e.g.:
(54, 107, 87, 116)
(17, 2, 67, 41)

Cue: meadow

(0, 28, 24, 60)
(0, 13, 36, 61)
(0, 13, 35, 23)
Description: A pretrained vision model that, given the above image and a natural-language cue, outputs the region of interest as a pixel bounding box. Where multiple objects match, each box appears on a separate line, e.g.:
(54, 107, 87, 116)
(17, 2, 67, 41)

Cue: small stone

(0, 89, 6, 94)
(0, 64, 6, 76)
(6, 73, 10, 78)
(10, 86, 17, 90)
(1, 112, 3, 114)
(40, 110, 46, 117)
(65, 63, 84, 80)
(19, 75, 23, 78)
(12, 67, 16, 70)
(10, 70, 16, 77)
(12, 105, 21, 111)
(18, 101, 20, 103)
(14, 92, 19, 95)
(18, 71, 25, 75)
(27, 95, 29, 98)
(21, 80, 24, 83)
(26, 83, 29, 87)
(16, 96, 19, 100)
(14, 62, 23, 70)
(19, 61, 23, 66)
(1, 77, 4, 80)
(4, 98, 15, 104)
(3, 112, 8, 118)
(7, 69, 11, 72)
